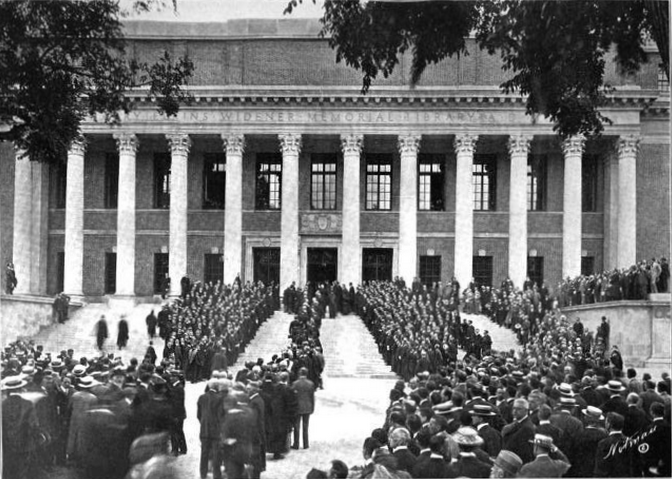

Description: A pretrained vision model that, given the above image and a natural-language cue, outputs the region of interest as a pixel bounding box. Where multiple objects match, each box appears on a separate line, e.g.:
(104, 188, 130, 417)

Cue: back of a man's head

(606, 412, 625, 431)
(329, 459, 348, 479)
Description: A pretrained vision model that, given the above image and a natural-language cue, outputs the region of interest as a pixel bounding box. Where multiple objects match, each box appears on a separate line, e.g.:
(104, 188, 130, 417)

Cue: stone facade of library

(1, 19, 669, 299)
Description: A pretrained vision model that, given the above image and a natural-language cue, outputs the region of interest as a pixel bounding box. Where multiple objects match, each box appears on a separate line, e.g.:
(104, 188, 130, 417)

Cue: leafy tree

(0, 0, 193, 165)
(285, 0, 669, 138)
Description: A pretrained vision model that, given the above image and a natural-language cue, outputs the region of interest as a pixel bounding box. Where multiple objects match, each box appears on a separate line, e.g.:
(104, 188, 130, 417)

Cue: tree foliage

(0, 0, 193, 165)
(286, 0, 669, 138)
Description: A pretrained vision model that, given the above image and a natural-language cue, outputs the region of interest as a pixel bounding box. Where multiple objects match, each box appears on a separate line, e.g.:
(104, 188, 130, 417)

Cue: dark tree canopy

(286, 0, 669, 138)
(0, 0, 193, 165)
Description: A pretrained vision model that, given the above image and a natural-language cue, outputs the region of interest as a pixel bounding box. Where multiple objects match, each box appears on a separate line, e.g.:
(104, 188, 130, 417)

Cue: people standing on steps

(117, 315, 129, 350)
(5, 262, 17, 294)
(146, 309, 157, 339)
(95, 315, 108, 351)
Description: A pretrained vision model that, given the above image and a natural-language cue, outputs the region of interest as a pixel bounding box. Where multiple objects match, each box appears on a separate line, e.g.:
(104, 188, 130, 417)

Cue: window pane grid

(366, 155, 392, 210)
(310, 155, 337, 210)
(472, 156, 495, 211)
(256, 155, 282, 210)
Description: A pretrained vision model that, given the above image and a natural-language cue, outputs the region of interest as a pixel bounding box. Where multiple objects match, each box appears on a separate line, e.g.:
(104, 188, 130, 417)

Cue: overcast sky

(122, 0, 325, 21)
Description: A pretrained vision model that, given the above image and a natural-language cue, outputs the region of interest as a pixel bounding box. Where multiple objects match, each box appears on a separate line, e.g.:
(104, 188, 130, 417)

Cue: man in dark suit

(446, 427, 492, 478)
(389, 427, 417, 474)
(2, 376, 40, 479)
(519, 434, 571, 477)
(247, 381, 266, 479)
(290, 367, 315, 450)
(470, 404, 501, 458)
(501, 398, 536, 464)
(412, 435, 450, 478)
(572, 406, 607, 478)
(197, 379, 225, 479)
(535, 404, 563, 448)
(549, 396, 583, 466)
(623, 392, 650, 437)
(600, 380, 629, 417)
(636, 402, 671, 477)
(221, 392, 256, 479)
(594, 412, 633, 477)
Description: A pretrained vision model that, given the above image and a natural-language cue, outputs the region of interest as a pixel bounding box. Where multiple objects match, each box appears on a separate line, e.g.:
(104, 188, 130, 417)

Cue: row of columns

(11, 132, 640, 297)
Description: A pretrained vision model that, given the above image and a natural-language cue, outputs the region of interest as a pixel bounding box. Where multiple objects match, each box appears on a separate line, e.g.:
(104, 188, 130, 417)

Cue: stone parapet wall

(0, 295, 82, 344)
(561, 298, 671, 370)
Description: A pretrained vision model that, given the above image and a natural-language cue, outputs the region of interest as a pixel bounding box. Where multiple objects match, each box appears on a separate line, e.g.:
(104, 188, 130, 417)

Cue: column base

(107, 295, 138, 309)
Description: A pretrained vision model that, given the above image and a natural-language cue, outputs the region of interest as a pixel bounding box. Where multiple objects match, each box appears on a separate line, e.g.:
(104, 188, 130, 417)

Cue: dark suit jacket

(502, 416, 536, 464)
(446, 454, 491, 478)
(594, 432, 634, 477)
(623, 404, 650, 437)
(635, 418, 671, 477)
(412, 455, 450, 479)
(536, 421, 563, 451)
(476, 423, 502, 457)
(392, 447, 417, 474)
(197, 390, 224, 439)
(572, 426, 607, 478)
(291, 377, 315, 415)
(519, 454, 571, 477)
(600, 395, 629, 418)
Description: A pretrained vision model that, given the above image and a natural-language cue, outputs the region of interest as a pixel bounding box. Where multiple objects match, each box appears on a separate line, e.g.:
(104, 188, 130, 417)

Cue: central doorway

(362, 248, 393, 282)
(307, 248, 338, 284)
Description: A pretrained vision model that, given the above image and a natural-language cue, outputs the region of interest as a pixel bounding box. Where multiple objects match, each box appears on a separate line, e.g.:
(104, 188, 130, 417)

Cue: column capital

(507, 134, 533, 156)
(222, 134, 245, 156)
(68, 136, 87, 157)
(113, 133, 139, 155)
(397, 134, 421, 155)
(340, 134, 364, 155)
(166, 133, 192, 156)
(561, 135, 586, 156)
(617, 135, 640, 158)
(279, 133, 302, 155)
(454, 134, 479, 155)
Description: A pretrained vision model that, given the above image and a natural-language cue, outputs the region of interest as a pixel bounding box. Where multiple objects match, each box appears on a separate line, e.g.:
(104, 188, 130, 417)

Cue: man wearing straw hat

(571, 405, 608, 477)
(2, 375, 38, 479)
(600, 379, 629, 417)
(470, 403, 502, 458)
(490, 450, 523, 478)
(519, 433, 571, 477)
(447, 426, 492, 478)
(502, 398, 536, 464)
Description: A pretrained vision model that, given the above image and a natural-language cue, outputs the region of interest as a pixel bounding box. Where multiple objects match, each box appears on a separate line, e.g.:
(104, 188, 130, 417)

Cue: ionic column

(454, 134, 478, 287)
(166, 133, 191, 296)
(113, 133, 138, 296)
(63, 137, 86, 297)
(340, 134, 363, 285)
(617, 135, 639, 268)
(398, 134, 421, 284)
(508, 134, 532, 288)
(222, 134, 245, 285)
(279, 133, 301, 291)
(30, 161, 50, 295)
(561, 135, 585, 279)
(12, 149, 32, 294)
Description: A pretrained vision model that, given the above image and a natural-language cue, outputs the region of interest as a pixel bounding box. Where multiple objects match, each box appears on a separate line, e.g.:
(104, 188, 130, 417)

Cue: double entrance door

(307, 248, 338, 284)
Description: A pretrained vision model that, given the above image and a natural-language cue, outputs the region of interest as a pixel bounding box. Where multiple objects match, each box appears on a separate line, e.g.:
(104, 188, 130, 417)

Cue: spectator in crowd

(291, 367, 316, 450)
(5, 262, 17, 294)
(519, 433, 571, 477)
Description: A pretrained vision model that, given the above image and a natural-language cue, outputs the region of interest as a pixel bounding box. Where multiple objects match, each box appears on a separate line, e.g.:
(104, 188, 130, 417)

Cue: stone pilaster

(340, 134, 363, 285)
(617, 135, 639, 268)
(279, 133, 301, 291)
(166, 133, 191, 296)
(113, 133, 138, 296)
(604, 152, 620, 270)
(63, 137, 86, 296)
(508, 134, 532, 288)
(30, 161, 50, 294)
(222, 134, 245, 285)
(398, 134, 421, 284)
(562, 135, 585, 279)
(454, 134, 478, 287)
(12, 149, 32, 294)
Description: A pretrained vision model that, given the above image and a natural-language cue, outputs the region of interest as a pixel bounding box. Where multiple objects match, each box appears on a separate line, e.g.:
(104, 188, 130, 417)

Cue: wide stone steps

(460, 312, 521, 354)
(30, 301, 164, 364)
(229, 310, 295, 372)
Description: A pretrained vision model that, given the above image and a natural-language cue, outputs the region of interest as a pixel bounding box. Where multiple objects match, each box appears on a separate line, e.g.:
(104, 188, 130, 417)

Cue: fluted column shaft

(12, 150, 32, 294)
(279, 133, 301, 291)
(617, 135, 639, 268)
(454, 134, 478, 287)
(223, 134, 245, 285)
(562, 135, 585, 279)
(398, 134, 421, 284)
(341, 134, 364, 285)
(64, 138, 86, 296)
(508, 135, 532, 288)
(167, 134, 191, 296)
(114, 133, 138, 296)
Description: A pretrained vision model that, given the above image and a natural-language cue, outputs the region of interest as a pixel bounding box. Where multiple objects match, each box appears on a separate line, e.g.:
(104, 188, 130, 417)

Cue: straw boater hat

(452, 427, 485, 447)
(582, 406, 605, 421)
(1, 376, 28, 391)
(77, 376, 99, 389)
(559, 396, 578, 408)
(557, 383, 575, 397)
(529, 434, 555, 450)
(470, 404, 496, 417)
(494, 450, 523, 476)
(607, 380, 626, 393)
(72, 364, 87, 377)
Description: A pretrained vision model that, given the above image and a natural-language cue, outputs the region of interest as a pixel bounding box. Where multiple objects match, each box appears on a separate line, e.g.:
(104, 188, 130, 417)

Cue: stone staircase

(30, 301, 164, 363)
(461, 312, 521, 353)
(321, 314, 399, 379)
(229, 310, 295, 372)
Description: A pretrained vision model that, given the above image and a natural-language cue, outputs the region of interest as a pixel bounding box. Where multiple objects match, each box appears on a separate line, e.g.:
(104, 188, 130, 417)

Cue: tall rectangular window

(311, 154, 337, 210)
(419, 256, 441, 285)
(418, 155, 445, 211)
(104, 153, 119, 209)
(472, 256, 493, 287)
(57, 252, 65, 293)
(256, 153, 282, 210)
(204, 253, 224, 285)
(203, 153, 226, 209)
(154, 253, 169, 294)
(53, 164, 67, 209)
(582, 155, 598, 212)
(658, 64, 670, 92)
(154, 153, 171, 209)
(105, 252, 116, 294)
(581, 256, 595, 276)
(527, 155, 546, 211)
(527, 256, 544, 289)
(366, 154, 392, 210)
(473, 155, 497, 211)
